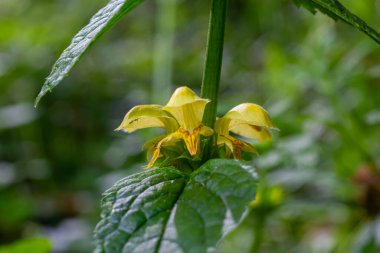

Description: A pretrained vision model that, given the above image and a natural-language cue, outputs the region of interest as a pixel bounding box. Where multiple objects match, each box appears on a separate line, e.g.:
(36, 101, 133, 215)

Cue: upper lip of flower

(215, 103, 277, 159)
(115, 104, 179, 133)
(162, 86, 210, 132)
(116, 86, 213, 168)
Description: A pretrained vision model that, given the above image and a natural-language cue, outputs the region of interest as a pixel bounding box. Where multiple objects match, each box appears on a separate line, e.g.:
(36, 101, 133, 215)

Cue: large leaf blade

(94, 159, 258, 253)
(293, 0, 380, 45)
(35, 0, 145, 107)
(94, 167, 187, 253)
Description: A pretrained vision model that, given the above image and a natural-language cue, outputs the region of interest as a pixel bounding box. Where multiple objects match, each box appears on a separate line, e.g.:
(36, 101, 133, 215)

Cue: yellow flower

(250, 186, 283, 208)
(116, 87, 213, 168)
(215, 103, 276, 159)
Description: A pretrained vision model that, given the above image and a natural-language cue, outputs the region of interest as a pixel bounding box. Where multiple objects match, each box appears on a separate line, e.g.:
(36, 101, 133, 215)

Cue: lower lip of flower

(179, 126, 202, 156)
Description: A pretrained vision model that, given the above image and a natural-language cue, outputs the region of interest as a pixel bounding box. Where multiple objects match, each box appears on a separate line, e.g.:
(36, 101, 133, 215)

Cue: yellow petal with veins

(216, 103, 276, 141)
(215, 118, 230, 136)
(165, 86, 209, 107)
(116, 105, 179, 133)
(143, 135, 166, 160)
(147, 132, 182, 168)
(229, 122, 272, 141)
(217, 135, 234, 154)
(199, 125, 214, 137)
(238, 139, 258, 155)
(217, 135, 257, 159)
(177, 124, 212, 156)
(216, 117, 271, 141)
(163, 87, 209, 131)
(178, 128, 200, 156)
(215, 102, 275, 160)
(224, 103, 275, 129)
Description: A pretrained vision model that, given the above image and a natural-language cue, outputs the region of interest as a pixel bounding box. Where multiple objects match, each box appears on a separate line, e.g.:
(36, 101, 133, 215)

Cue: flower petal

(165, 86, 209, 107)
(163, 87, 209, 131)
(143, 135, 166, 160)
(224, 103, 275, 129)
(146, 132, 182, 168)
(217, 135, 257, 159)
(116, 105, 179, 133)
(177, 126, 202, 156)
(215, 118, 230, 135)
(199, 125, 214, 137)
(217, 135, 234, 154)
(179, 129, 199, 156)
(239, 140, 258, 155)
(229, 122, 272, 141)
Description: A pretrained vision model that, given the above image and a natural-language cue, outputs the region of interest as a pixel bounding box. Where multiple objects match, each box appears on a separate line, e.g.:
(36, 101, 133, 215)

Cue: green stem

(201, 0, 227, 128)
(250, 214, 266, 253)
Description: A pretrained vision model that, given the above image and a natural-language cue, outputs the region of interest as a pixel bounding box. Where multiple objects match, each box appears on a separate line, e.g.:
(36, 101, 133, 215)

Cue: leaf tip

(34, 96, 42, 108)
(34, 92, 44, 108)
(34, 86, 50, 108)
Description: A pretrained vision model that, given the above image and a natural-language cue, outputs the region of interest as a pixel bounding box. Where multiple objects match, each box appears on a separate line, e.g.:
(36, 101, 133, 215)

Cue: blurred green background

(1, 0, 380, 252)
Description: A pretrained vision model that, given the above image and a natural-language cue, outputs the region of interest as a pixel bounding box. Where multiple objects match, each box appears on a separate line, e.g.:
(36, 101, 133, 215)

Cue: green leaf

(292, 0, 380, 45)
(0, 237, 51, 253)
(94, 159, 258, 253)
(34, 0, 145, 107)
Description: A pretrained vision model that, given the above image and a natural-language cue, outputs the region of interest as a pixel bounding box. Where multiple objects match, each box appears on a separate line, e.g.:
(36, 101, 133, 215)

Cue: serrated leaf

(94, 159, 258, 253)
(293, 0, 380, 45)
(34, 0, 145, 107)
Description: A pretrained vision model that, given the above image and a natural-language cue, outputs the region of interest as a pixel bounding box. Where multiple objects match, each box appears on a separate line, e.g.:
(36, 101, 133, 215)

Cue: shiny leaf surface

(293, 0, 380, 45)
(35, 0, 145, 107)
(94, 159, 258, 253)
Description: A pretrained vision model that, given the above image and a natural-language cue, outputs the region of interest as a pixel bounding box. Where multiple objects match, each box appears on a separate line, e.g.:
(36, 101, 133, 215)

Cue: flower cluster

(116, 86, 276, 168)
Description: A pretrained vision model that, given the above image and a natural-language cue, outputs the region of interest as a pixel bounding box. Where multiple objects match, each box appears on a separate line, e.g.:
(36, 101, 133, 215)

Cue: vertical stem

(152, 0, 176, 103)
(250, 215, 266, 253)
(201, 0, 228, 128)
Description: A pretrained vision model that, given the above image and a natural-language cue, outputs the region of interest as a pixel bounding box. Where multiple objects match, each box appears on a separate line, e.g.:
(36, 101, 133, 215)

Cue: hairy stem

(201, 0, 227, 128)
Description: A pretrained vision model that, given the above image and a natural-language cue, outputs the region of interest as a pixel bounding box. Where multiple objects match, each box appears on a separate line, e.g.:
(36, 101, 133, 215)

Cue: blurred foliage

(0, 0, 379, 252)
(0, 237, 51, 253)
